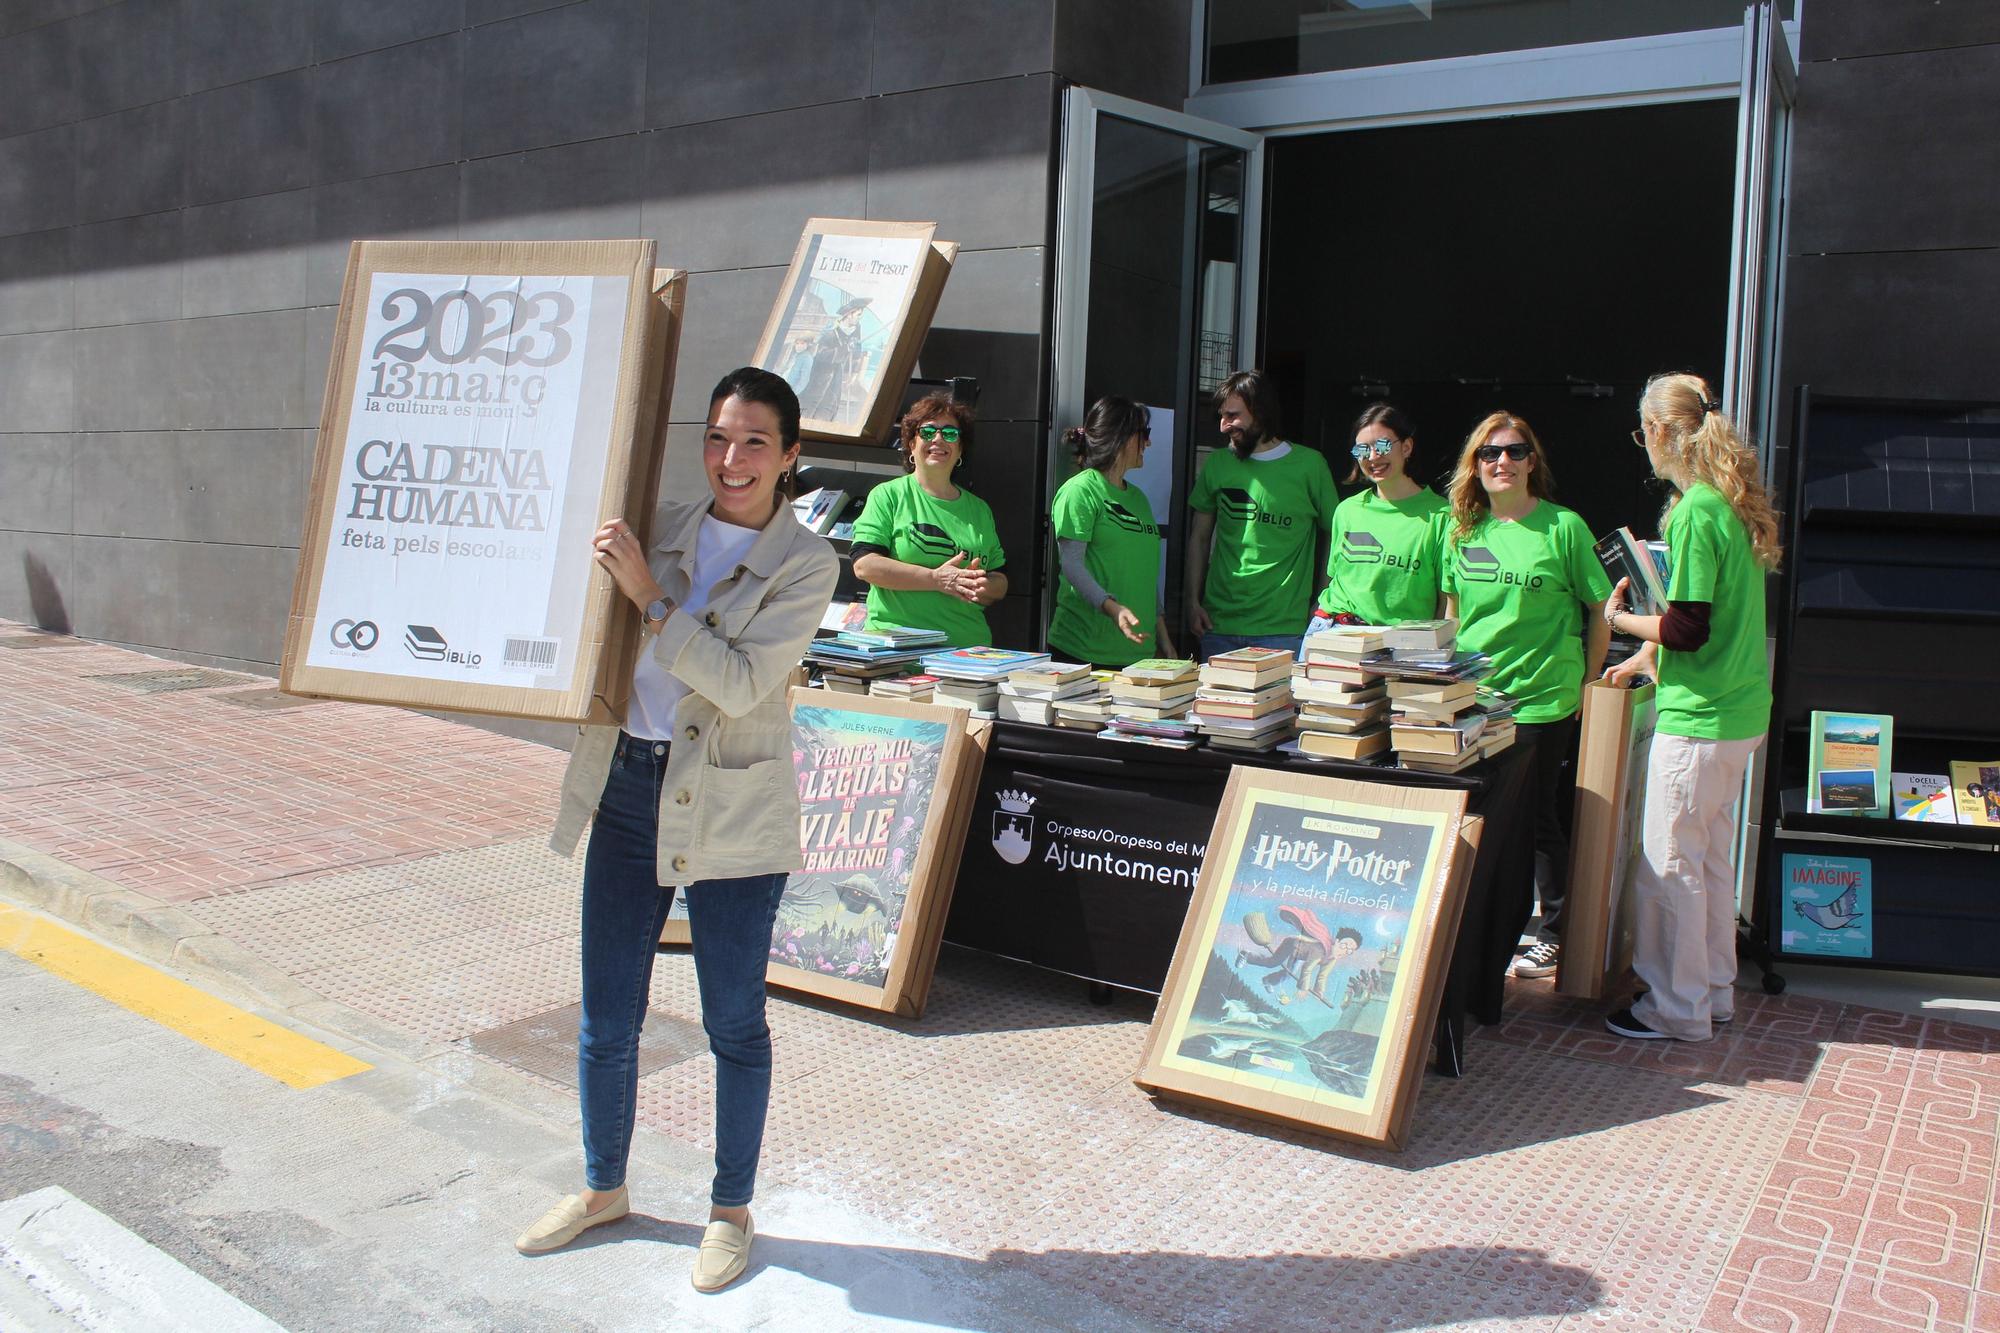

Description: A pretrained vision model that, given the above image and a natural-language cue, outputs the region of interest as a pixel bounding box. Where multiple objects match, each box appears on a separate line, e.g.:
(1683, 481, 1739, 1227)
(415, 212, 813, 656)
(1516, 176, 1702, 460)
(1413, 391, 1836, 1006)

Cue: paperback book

(1594, 527, 1670, 616)
(1949, 760, 2000, 827)
(1890, 772, 1955, 823)
(1805, 710, 1893, 817)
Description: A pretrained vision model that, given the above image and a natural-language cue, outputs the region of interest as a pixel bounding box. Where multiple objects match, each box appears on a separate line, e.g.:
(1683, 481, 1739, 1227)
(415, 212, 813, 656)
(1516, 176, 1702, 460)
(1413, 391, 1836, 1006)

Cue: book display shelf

(1755, 389, 2000, 983)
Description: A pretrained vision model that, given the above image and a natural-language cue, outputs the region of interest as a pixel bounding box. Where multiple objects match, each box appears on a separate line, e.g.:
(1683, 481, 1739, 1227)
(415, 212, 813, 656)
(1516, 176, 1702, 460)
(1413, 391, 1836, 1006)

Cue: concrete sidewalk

(1, 618, 1995, 1332)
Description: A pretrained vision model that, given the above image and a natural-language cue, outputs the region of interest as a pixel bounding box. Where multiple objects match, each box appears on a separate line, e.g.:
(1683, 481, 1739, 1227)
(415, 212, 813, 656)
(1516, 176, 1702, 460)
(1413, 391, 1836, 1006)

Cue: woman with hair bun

(1307, 401, 1446, 635)
(1048, 395, 1175, 667)
(1602, 373, 1780, 1043)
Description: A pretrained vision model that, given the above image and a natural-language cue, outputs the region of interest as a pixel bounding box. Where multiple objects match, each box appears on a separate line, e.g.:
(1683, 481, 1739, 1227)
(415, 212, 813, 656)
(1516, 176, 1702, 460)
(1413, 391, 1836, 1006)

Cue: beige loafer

(690, 1213, 754, 1292)
(514, 1186, 629, 1255)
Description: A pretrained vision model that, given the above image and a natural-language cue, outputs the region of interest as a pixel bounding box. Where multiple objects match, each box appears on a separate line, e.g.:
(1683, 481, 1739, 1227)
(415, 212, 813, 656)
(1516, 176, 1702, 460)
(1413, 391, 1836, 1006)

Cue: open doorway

(1262, 100, 1738, 537)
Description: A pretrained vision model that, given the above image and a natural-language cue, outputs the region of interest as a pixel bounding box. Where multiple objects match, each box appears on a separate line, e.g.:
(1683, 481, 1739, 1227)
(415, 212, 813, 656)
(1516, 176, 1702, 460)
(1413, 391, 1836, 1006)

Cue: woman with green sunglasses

(849, 395, 1008, 647)
(1307, 401, 1447, 638)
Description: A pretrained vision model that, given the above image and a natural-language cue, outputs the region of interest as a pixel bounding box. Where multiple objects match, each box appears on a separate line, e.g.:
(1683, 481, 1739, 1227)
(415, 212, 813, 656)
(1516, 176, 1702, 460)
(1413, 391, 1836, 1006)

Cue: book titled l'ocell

(1594, 527, 1670, 616)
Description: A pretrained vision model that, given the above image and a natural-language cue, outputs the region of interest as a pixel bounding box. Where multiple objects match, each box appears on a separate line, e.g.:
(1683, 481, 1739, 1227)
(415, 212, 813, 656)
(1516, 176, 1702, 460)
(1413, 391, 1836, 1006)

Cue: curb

(0, 837, 438, 1069)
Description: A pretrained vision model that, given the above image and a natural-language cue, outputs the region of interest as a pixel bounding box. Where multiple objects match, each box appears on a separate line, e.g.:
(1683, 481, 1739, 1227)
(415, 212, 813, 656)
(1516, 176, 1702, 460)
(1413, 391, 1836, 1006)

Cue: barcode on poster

(503, 636, 559, 669)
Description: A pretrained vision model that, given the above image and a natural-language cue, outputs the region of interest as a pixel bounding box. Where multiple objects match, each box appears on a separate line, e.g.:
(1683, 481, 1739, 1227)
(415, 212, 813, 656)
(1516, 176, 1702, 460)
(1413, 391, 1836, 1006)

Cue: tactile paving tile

(467, 1001, 706, 1088)
(82, 666, 261, 693)
(210, 687, 327, 712)
(0, 632, 83, 649)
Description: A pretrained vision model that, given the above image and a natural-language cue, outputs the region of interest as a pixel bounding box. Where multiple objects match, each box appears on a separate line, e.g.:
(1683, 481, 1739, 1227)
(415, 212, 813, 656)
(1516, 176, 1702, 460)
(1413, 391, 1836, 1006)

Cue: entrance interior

(1262, 100, 1738, 537)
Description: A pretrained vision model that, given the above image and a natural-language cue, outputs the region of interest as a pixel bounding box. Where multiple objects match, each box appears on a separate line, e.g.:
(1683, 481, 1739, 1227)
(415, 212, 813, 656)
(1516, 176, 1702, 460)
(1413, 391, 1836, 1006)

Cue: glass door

(1051, 88, 1263, 647)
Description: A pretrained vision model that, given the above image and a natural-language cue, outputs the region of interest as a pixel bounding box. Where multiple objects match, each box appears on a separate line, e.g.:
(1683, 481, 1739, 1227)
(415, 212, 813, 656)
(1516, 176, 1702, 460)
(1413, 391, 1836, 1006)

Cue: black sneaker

(1512, 940, 1560, 979)
(1633, 988, 1731, 1026)
(1605, 1006, 1673, 1040)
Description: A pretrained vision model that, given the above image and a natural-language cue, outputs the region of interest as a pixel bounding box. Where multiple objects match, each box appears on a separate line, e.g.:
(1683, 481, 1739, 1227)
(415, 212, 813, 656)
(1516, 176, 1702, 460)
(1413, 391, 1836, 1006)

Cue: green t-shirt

(1189, 443, 1336, 635)
(1048, 468, 1163, 668)
(1317, 487, 1448, 626)
(850, 473, 1005, 649)
(1441, 501, 1613, 724)
(1655, 483, 1772, 740)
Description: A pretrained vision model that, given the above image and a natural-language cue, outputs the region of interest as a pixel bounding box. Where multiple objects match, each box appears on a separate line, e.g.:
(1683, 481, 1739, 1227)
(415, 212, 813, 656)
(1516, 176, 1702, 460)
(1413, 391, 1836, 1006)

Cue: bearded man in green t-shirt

(1185, 369, 1337, 661)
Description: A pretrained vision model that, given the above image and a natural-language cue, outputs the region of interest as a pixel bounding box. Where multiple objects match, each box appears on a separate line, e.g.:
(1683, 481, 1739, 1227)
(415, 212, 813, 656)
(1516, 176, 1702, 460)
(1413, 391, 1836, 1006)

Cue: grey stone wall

(0, 0, 1186, 671)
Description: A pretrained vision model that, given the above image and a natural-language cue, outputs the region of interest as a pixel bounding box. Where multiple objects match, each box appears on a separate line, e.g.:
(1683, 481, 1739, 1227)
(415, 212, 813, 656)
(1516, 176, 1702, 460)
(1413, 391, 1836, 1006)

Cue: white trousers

(1629, 731, 1763, 1041)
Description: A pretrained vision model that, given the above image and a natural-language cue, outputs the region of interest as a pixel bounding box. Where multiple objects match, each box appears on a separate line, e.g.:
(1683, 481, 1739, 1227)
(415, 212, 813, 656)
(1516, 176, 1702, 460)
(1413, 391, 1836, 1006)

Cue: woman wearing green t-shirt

(849, 395, 1007, 648)
(1307, 402, 1447, 635)
(1049, 396, 1176, 668)
(1601, 374, 1780, 1043)
(1440, 411, 1612, 981)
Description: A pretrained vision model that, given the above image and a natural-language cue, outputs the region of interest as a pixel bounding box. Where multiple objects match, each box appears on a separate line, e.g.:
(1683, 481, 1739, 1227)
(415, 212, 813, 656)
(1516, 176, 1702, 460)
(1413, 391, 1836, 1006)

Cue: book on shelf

(1594, 527, 1671, 616)
(1296, 725, 1391, 761)
(1948, 760, 2000, 827)
(1380, 619, 1457, 651)
(790, 487, 850, 534)
(1118, 658, 1198, 686)
(1890, 772, 1956, 823)
(1805, 709, 1893, 817)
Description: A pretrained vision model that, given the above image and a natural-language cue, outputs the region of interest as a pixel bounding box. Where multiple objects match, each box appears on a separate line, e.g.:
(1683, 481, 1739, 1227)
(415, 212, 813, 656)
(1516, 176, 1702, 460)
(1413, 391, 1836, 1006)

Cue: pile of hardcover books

(1100, 658, 1201, 749)
(1289, 626, 1391, 762)
(920, 646, 1052, 718)
(870, 672, 936, 703)
(1364, 619, 1504, 773)
(997, 661, 1094, 725)
(1193, 646, 1297, 753)
(806, 622, 947, 693)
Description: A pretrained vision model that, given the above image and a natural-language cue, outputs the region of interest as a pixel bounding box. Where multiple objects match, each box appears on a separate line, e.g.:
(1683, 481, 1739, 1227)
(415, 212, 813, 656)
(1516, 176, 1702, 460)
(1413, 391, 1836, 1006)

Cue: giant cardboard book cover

(661, 690, 987, 1018)
(1558, 678, 1656, 999)
(1135, 768, 1478, 1150)
(750, 218, 956, 445)
(282, 240, 684, 723)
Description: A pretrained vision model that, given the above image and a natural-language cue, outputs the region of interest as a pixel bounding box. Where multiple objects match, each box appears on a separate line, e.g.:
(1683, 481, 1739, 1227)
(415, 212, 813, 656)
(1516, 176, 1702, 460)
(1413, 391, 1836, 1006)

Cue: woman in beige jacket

(516, 368, 838, 1294)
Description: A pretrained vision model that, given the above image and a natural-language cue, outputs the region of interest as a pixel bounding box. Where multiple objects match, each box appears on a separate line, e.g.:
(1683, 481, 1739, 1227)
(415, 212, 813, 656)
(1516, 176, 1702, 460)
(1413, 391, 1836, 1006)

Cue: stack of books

(997, 661, 1094, 725)
(1104, 659, 1198, 722)
(921, 646, 1053, 719)
(806, 623, 948, 691)
(1050, 683, 1114, 732)
(1364, 619, 1499, 774)
(1193, 647, 1297, 754)
(870, 673, 936, 703)
(1291, 627, 1390, 761)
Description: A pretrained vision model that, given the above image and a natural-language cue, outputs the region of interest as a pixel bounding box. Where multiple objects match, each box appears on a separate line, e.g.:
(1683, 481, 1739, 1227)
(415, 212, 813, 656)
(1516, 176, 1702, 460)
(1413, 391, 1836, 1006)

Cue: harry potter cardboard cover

(1136, 768, 1475, 1149)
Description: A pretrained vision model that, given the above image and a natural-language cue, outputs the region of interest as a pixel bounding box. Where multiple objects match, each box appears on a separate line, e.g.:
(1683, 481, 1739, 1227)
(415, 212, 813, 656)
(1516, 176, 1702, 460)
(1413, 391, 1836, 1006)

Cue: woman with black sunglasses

(1440, 411, 1612, 982)
(1306, 402, 1447, 637)
(849, 395, 1008, 647)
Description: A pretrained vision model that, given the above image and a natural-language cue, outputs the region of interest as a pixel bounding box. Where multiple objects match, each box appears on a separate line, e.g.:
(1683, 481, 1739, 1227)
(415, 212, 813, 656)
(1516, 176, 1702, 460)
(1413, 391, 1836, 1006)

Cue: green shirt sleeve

(1666, 500, 1719, 601)
(850, 478, 899, 549)
(1567, 511, 1614, 603)
(1051, 473, 1099, 543)
(1188, 451, 1219, 514)
(1437, 516, 1460, 597)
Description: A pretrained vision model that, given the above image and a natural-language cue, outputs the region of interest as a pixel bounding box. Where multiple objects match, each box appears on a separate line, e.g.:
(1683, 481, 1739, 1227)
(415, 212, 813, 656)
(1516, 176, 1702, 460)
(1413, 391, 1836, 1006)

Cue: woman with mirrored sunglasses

(1307, 402, 1447, 638)
(849, 395, 1008, 648)
(1440, 411, 1612, 982)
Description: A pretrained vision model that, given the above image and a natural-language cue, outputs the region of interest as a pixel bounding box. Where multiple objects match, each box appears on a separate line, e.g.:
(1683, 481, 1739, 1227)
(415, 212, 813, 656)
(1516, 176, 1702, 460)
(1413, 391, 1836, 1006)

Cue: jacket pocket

(695, 757, 795, 853)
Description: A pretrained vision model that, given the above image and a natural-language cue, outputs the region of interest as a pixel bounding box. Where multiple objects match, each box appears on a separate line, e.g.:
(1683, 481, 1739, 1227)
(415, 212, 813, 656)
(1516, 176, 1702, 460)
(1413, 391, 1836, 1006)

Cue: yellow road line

(0, 905, 372, 1090)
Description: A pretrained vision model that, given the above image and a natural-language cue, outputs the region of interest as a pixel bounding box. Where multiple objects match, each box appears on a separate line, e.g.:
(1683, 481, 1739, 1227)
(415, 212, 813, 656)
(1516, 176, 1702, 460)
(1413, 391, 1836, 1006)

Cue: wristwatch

(644, 597, 673, 629)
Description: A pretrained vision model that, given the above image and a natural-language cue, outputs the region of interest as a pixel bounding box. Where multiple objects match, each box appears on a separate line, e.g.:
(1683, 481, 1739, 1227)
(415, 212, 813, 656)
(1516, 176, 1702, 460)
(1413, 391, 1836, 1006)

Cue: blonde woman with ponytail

(1602, 373, 1780, 1043)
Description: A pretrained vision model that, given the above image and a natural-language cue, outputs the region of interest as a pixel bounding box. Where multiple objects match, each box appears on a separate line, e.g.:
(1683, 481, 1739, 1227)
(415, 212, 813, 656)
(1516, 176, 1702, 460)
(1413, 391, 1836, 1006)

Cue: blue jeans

(1200, 630, 1306, 662)
(579, 733, 786, 1206)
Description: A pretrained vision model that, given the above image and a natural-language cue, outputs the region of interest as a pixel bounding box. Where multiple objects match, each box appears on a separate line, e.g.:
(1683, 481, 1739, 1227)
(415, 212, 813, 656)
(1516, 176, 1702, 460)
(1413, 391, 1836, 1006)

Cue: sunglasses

(1475, 443, 1532, 464)
(1630, 427, 1652, 447)
(1351, 437, 1397, 460)
(916, 425, 961, 444)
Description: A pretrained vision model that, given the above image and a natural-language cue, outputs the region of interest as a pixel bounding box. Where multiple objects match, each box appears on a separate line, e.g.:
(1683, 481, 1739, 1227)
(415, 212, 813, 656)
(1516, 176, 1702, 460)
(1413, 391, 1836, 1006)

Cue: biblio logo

(1216, 488, 1294, 529)
(1340, 530, 1383, 565)
(405, 624, 449, 660)
(992, 789, 1036, 864)
(908, 522, 958, 560)
(1458, 546, 1501, 583)
(1105, 498, 1157, 535)
(403, 624, 482, 668)
(328, 618, 379, 652)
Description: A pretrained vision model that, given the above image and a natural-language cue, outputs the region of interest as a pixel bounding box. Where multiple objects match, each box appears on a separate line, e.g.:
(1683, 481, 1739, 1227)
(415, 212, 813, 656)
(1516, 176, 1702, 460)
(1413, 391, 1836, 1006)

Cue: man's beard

(1226, 425, 1264, 457)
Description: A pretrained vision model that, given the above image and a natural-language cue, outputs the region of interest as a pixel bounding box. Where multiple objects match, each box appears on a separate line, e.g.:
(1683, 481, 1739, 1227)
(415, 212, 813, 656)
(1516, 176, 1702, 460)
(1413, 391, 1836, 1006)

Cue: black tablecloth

(943, 722, 1538, 1072)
